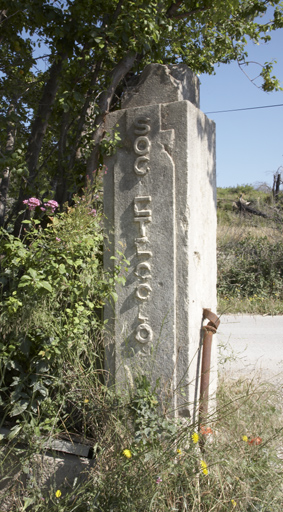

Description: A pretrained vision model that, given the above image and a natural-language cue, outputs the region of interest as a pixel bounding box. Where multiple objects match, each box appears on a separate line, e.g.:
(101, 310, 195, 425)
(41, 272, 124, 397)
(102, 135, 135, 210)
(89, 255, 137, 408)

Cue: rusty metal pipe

(199, 309, 220, 428)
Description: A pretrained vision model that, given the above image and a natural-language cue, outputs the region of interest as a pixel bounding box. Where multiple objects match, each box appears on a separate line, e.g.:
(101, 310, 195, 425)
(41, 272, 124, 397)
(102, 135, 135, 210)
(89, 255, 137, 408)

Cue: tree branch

(25, 52, 67, 183)
(0, 103, 16, 227)
(68, 60, 102, 171)
(13, 51, 67, 235)
(166, 2, 209, 19)
(68, 1, 124, 172)
(86, 51, 137, 177)
(166, 1, 183, 18)
(170, 7, 209, 19)
(113, 0, 124, 22)
(237, 59, 263, 89)
(54, 111, 71, 205)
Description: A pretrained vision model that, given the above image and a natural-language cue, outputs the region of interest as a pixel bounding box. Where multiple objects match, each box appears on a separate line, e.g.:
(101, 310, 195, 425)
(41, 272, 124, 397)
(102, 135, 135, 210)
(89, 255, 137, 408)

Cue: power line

(204, 103, 283, 114)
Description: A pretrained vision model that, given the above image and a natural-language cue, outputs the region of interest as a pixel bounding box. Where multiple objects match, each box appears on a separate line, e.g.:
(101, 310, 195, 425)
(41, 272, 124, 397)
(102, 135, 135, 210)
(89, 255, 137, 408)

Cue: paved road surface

(217, 315, 283, 383)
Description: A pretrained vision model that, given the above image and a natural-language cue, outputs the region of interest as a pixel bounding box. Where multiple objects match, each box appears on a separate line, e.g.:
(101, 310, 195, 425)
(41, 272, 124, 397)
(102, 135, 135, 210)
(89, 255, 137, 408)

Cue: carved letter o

(135, 323, 153, 344)
(136, 283, 152, 301)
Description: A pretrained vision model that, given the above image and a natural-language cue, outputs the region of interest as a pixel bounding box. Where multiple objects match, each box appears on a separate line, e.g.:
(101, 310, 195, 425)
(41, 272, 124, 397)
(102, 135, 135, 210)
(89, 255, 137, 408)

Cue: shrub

(218, 235, 283, 300)
(0, 185, 126, 433)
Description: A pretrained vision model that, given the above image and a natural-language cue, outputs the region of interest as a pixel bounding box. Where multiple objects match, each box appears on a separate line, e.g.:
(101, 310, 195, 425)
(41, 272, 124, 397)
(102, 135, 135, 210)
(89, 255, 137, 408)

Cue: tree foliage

(0, 0, 283, 232)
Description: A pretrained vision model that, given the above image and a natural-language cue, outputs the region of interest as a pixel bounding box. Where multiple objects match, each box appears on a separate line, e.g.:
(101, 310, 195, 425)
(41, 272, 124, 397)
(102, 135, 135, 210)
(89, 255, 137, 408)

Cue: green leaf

(23, 498, 36, 510)
(7, 424, 22, 439)
(39, 281, 53, 292)
(10, 400, 29, 417)
(28, 268, 38, 279)
(110, 291, 118, 302)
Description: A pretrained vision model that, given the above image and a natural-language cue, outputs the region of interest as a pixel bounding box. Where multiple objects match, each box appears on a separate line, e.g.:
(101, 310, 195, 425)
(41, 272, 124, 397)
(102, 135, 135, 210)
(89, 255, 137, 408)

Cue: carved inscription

(134, 195, 153, 343)
(133, 117, 153, 344)
(134, 117, 151, 177)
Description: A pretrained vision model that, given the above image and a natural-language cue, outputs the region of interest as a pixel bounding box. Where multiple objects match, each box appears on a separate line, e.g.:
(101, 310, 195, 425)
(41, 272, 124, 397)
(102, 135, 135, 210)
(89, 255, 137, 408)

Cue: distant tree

(272, 166, 283, 201)
(1, 0, 283, 233)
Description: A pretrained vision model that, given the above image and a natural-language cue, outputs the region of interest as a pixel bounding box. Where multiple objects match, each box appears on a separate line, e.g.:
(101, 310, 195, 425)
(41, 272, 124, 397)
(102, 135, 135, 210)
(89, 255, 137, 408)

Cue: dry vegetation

(217, 185, 283, 315)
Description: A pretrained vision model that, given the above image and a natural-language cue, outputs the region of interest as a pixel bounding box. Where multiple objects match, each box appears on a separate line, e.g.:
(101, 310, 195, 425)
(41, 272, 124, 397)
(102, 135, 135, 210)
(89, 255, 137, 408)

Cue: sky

(199, 20, 283, 189)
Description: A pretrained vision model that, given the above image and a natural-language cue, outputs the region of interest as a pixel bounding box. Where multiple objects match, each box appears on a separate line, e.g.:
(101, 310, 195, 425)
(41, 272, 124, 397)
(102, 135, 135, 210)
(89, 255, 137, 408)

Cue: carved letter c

(135, 262, 152, 280)
(134, 156, 150, 176)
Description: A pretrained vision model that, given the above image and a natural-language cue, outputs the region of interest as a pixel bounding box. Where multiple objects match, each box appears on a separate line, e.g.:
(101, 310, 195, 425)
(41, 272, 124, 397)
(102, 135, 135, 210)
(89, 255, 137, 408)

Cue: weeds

(217, 185, 283, 315)
(1, 374, 282, 511)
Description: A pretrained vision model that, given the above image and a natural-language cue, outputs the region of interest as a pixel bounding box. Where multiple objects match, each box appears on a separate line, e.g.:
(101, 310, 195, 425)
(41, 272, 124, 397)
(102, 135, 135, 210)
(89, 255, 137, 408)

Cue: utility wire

(205, 103, 283, 114)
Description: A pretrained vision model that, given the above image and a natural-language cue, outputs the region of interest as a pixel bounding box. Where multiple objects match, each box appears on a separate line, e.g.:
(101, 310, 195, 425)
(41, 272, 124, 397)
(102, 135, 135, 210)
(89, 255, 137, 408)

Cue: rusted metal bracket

(199, 309, 220, 429)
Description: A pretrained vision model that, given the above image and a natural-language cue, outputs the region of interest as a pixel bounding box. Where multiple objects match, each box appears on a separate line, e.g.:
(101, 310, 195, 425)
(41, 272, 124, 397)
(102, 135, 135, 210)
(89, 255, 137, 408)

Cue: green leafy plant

(0, 181, 127, 432)
(218, 235, 283, 298)
(218, 234, 283, 313)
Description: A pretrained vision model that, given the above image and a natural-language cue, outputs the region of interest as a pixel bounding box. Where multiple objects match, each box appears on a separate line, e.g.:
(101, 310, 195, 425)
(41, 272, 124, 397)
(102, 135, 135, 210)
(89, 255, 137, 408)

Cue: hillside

(217, 185, 283, 315)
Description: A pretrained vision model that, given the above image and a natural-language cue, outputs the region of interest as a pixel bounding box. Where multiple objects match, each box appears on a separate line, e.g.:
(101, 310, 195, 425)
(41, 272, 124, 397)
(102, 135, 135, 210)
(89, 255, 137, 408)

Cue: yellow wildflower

(84, 398, 89, 404)
(200, 460, 208, 475)
(231, 499, 237, 507)
(192, 432, 199, 444)
(55, 490, 62, 498)
(122, 449, 132, 459)
(177, 448, 182, 454)
(242, 435, 248, 442)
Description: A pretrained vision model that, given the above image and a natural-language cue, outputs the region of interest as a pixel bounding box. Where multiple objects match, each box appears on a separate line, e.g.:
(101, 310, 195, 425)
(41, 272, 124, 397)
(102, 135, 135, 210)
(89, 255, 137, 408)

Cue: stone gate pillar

(104, 64, 217, 417)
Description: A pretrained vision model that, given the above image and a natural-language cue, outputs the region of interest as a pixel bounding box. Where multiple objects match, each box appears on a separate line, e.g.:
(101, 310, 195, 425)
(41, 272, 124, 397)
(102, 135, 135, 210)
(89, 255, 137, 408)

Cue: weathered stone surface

(104, 64, 216, 418)
(122, 63, 200, 109)
(0, 448, 93, 511)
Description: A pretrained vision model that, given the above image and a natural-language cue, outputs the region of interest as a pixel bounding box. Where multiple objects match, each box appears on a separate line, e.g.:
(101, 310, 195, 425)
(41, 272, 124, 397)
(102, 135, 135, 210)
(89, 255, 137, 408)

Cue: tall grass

(1, 371, 283, 511)
(217, 186, 283, 315)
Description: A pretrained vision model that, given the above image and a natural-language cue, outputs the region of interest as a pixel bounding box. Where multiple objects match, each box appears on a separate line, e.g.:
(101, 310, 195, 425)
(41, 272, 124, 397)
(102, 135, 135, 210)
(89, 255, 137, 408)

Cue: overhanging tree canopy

(1, 0, 282, 233)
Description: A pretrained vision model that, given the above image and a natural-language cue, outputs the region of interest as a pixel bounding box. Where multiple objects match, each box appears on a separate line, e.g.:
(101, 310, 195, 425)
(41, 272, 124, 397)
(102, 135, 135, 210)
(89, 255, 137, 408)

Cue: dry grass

(1, 374, 283, 511)
(218, 222, 283, 245)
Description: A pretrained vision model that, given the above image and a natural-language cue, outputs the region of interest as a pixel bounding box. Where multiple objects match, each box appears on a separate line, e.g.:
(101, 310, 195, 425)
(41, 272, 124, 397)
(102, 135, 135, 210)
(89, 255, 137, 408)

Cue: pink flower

(23, 197, 41, 211)
(56, 237, 61, 242)
(88, 209, 97, 216)
(45, 200, 59, 213)
(156, 476, 162, 484)
(40, 207, 46, 211)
